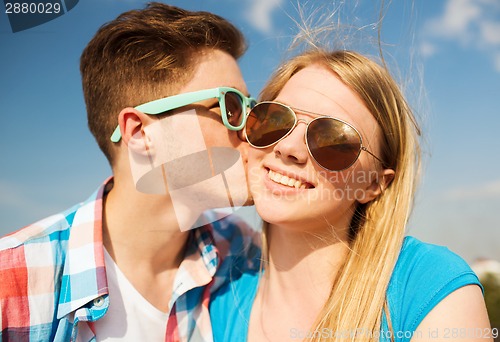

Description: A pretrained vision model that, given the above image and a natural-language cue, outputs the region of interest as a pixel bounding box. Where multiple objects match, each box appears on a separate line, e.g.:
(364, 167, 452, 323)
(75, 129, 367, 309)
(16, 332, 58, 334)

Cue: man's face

(129, 49, 253, 228)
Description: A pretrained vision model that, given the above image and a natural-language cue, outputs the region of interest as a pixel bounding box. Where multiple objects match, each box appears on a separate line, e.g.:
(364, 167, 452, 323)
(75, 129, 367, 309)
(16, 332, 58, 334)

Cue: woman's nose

(272, 121, 309, 165)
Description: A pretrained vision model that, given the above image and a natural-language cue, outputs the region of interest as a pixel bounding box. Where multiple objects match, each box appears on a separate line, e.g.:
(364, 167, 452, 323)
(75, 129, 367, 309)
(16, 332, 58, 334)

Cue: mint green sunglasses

(110, 87, 256, 142)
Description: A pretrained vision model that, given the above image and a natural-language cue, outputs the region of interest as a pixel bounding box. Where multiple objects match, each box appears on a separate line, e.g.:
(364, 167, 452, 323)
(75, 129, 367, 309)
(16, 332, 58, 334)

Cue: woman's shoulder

(385, 236, 482, 338)
(397, 236, 473, 270)
(393, 236, 480, 284)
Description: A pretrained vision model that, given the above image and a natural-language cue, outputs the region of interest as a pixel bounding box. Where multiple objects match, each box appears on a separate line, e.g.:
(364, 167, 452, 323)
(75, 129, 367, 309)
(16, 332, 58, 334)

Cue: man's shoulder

(0, 202, 82, 253)
(0, 179, 108, 253)
(0, 204, 85, 277)
(0, 203, 83, 322)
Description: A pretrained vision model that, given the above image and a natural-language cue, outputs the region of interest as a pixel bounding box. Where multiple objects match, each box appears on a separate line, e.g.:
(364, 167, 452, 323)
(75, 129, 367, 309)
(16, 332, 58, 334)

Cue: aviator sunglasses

(245, 101, 385, 172)
(110, 87, 256, 142)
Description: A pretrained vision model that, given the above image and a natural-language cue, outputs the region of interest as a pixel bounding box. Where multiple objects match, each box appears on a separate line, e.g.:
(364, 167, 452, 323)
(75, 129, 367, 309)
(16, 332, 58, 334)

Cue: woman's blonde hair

(259, 49, 421, 341)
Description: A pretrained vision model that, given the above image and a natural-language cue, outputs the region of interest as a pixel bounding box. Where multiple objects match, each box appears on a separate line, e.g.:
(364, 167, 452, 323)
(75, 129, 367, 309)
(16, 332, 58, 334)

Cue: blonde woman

(210, 49, 493, 342)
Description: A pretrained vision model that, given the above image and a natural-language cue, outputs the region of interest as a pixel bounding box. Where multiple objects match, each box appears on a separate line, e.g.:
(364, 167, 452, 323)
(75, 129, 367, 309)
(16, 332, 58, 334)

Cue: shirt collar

(57, 177, 111, 319)
(56, 178, 220, 319)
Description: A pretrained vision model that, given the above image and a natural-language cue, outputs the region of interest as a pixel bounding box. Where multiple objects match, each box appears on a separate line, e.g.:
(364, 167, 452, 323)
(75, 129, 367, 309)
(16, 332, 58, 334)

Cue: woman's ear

(118, 107, 154, 155)
(357, 168, 395, 204)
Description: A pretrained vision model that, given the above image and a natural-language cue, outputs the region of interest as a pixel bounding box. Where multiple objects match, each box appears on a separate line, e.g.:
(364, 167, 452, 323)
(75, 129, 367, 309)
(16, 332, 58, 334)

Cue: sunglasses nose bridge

(295, 118, 309, 145)
(284, 118, 308, 140)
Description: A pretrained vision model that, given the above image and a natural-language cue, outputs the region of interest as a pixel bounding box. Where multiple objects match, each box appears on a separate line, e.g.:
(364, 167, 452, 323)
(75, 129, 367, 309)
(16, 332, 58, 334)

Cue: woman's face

(248, 64, 390, 233)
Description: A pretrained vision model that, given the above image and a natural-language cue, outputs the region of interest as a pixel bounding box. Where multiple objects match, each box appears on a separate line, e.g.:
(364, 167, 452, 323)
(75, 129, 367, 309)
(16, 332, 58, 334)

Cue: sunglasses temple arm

(361, 146, 386, 166)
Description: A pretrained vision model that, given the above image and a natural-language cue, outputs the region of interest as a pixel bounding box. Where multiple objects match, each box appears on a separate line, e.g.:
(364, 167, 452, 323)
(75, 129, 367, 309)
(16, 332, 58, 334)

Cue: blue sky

(1, 0, 499, 262)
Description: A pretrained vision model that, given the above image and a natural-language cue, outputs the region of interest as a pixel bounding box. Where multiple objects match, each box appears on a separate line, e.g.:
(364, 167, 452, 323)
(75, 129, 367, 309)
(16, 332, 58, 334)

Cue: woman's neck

(249, 224, 350, 342)
(265, 223, 349, 299)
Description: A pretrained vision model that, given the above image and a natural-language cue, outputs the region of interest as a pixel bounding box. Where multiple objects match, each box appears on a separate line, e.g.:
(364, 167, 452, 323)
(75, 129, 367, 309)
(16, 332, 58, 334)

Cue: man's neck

(102, 178, 190, 312)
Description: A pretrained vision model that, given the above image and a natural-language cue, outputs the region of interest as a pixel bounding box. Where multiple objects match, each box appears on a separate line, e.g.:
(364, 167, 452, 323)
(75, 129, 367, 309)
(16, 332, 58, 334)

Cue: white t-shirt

(94, 249, 169, 341)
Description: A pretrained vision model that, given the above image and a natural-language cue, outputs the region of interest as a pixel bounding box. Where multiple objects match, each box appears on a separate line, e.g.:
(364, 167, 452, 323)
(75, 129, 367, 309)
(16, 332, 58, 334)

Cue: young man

(0, 3, 258, 341)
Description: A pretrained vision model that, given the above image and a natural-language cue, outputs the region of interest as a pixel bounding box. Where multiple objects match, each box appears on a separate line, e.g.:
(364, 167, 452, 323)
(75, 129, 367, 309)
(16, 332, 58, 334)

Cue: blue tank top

(210, 236, 482, 342)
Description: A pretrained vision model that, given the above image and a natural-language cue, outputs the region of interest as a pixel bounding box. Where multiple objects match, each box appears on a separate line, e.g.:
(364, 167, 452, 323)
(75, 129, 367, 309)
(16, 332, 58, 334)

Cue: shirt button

(93, 297, 105, 307)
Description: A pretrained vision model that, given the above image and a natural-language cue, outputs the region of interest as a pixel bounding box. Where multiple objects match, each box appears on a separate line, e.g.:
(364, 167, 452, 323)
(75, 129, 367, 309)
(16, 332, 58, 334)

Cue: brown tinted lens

(245, 103, 296, 147)
(224, 91, 243, 126)
(307, 118, 362, 171)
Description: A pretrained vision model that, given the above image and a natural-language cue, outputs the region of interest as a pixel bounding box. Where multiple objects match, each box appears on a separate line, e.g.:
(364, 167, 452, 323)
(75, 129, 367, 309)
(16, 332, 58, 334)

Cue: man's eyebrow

(228, 85, 251, 97)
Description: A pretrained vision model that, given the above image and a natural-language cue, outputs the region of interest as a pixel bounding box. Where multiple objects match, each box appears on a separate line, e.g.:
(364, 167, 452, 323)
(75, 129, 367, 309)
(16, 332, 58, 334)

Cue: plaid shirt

(0, 178, 260, 341)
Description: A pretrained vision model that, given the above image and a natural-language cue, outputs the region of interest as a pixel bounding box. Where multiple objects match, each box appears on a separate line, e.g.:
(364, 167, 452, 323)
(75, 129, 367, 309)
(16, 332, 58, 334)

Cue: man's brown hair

(80, 2, 246, 164)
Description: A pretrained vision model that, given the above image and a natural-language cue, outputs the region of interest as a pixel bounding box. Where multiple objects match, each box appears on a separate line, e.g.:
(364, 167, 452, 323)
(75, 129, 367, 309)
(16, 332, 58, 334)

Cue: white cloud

(421, 0, 500, 72)
(479, 20, 500, 45)
(426, 0, 481, 41)
(471, 259, 500, 278)
(443, 179, 500, 200)
(244, 0, 284, 34)
(420, 41, 438, 58)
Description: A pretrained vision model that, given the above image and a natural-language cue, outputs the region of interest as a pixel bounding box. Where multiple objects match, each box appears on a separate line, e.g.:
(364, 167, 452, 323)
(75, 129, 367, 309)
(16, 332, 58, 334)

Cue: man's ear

(118, 107, 154, 154)
(357, 168, 395, 204)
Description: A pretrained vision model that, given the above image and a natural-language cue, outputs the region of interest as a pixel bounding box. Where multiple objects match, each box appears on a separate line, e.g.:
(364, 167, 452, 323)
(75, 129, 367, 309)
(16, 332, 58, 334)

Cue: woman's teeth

(268, 169, 307, 189)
